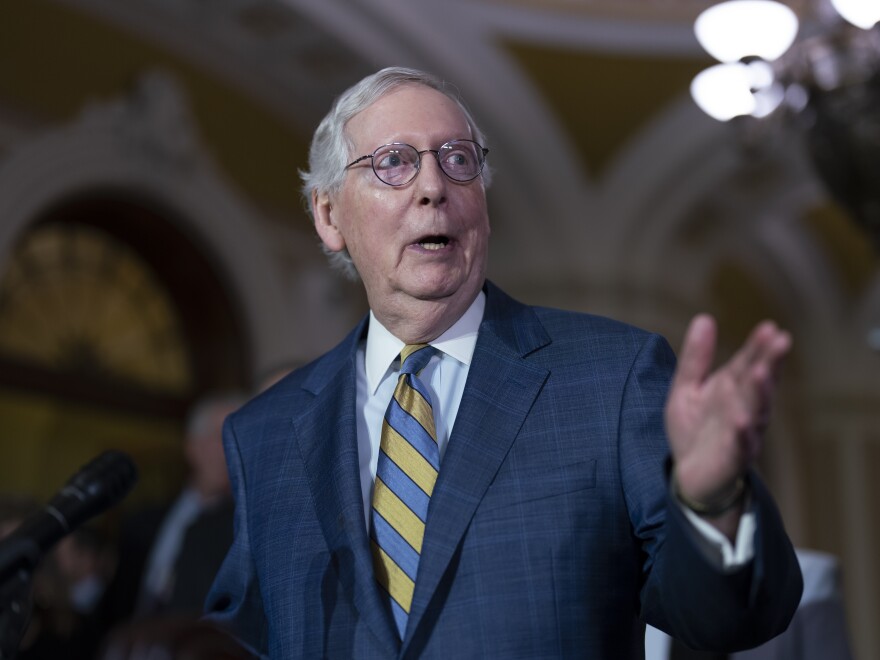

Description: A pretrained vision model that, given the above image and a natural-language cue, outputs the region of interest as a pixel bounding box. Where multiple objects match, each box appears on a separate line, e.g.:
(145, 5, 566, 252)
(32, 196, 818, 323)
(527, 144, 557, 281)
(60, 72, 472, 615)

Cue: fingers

(723, 320, 788, 387)
(670, 316, 790, 434)
(730, 321, 791, 382)
(725, 320, 791, 440)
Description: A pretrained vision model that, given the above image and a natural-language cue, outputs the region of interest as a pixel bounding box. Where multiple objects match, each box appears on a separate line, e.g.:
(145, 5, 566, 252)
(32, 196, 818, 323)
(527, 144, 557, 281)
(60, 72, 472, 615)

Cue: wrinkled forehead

(345, 83, 473, 152)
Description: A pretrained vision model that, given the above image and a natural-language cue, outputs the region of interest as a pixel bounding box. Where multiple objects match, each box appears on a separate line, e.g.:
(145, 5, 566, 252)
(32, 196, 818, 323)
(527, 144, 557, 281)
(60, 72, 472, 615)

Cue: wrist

(673, 472, 747, 517)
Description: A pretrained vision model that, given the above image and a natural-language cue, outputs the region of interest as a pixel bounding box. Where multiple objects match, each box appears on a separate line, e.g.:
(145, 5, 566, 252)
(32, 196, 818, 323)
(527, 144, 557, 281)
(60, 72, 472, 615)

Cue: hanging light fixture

(690, 0, 880, 248)
(690, 1, 800, 121)
(690, 1, 880, 122)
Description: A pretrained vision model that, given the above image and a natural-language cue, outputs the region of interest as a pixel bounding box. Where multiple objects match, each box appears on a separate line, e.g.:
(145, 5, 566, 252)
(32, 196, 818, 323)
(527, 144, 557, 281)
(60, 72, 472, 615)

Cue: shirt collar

(364, 291, 486, 395)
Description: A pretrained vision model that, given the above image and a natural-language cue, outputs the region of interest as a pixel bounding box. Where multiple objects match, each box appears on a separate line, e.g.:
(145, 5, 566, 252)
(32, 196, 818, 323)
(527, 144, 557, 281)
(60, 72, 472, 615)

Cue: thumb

(672, 314, 717, 390)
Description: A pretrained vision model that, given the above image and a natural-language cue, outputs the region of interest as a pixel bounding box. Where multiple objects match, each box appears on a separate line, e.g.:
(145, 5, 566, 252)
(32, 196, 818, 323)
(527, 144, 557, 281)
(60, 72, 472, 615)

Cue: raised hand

(665, 314, 791, 529)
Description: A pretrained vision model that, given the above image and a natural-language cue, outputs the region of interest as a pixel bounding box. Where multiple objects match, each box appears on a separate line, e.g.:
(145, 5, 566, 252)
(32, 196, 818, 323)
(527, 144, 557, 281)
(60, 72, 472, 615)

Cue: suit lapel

(405, 284, 551, 645)
(291, 319, 400, 654)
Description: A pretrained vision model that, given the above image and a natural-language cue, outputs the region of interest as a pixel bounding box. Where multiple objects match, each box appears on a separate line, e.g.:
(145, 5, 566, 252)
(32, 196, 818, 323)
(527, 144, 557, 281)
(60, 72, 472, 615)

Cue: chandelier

(690, 0, 880, 246)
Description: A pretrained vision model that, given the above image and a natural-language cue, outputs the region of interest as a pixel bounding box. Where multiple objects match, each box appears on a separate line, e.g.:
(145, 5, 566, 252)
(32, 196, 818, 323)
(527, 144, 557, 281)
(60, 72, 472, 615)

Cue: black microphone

(0, 450, 138, 584)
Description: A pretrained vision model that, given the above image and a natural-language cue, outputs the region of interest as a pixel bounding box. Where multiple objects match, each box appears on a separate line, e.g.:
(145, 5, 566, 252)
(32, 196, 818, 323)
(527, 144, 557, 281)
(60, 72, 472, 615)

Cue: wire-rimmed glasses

(344, 139, 489, 186)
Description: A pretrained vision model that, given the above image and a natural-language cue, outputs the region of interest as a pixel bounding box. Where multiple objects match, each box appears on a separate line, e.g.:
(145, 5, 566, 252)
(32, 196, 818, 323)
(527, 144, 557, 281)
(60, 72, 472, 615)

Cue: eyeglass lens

(372, 140, 485, 185)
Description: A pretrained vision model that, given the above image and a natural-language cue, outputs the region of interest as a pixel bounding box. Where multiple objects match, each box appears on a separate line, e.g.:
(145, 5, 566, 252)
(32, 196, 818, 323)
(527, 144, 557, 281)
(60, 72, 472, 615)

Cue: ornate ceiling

(1, 0, 714, 226)
(3, 0, 878, 360)
(2, 0, 877, 321)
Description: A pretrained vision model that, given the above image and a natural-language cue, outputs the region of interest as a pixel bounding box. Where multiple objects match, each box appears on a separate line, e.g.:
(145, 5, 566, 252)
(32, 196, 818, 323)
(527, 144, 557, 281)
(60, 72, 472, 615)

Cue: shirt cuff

(680, 503, 756, 569)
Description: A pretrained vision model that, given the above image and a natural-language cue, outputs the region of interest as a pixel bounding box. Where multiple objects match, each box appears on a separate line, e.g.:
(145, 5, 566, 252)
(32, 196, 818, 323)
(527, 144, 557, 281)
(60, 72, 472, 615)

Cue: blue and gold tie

(371, 343, 439, 638)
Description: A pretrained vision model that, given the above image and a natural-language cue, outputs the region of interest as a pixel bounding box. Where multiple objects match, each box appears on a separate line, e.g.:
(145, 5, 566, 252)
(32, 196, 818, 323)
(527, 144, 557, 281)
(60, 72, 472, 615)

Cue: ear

(313, 189, 346, 252)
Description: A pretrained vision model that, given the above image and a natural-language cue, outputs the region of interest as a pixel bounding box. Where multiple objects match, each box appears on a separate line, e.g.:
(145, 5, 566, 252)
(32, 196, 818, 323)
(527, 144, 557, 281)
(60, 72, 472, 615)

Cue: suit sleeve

(618, 332, 803, 652)
(203, 415, 270, 659)
(732, 550, 853, 659)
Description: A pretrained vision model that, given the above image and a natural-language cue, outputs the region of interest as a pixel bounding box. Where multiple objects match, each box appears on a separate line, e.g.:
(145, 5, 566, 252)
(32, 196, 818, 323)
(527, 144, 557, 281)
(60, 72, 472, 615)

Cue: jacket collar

(403, 281, 551, 650)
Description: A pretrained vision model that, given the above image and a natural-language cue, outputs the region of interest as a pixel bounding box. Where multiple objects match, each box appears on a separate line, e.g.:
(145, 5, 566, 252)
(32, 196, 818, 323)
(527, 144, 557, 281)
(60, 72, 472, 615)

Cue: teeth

(418, 237, 448, 250)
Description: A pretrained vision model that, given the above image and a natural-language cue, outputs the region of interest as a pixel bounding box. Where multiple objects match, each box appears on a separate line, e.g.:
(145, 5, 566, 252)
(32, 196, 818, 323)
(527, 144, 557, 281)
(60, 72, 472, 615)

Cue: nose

(415, 152, 447, 207)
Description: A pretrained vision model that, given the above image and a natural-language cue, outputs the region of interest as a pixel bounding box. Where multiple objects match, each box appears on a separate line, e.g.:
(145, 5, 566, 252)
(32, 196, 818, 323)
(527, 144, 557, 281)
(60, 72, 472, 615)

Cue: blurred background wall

(0, 1, 877, 657)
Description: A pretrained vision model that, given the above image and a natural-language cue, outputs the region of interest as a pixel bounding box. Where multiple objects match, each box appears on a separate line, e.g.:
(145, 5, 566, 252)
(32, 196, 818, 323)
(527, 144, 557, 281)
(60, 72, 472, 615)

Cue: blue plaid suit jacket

(206, 281, 802, 659)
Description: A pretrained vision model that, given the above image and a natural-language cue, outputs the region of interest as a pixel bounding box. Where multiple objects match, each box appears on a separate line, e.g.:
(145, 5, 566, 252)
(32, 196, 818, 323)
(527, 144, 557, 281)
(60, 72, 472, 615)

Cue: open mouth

(416, 235, 450, 251)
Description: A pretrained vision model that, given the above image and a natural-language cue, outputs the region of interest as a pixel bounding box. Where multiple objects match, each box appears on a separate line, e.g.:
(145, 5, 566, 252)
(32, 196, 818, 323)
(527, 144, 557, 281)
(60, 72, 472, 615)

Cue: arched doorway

(0, 190, 248, 505)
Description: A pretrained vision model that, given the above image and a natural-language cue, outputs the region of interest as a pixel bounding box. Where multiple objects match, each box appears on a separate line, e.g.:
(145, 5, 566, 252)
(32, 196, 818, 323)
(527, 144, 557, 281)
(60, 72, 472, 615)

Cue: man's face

(316, 84, 490, 329)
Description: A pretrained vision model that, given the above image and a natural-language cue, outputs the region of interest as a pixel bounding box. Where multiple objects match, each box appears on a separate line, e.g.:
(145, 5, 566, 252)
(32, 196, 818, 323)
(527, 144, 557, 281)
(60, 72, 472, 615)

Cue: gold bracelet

(674, 475, 746, 517)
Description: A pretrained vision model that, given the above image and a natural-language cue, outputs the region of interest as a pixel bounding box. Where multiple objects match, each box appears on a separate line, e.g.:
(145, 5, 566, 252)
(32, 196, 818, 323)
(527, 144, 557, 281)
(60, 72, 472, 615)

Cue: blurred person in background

(55, 526, 116, 620)
(100, 391, 246, 631)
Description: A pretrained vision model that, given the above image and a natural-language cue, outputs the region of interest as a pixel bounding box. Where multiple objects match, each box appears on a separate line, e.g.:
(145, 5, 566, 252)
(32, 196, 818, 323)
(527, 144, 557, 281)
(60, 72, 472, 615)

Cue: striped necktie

(370, 343, 439, 638)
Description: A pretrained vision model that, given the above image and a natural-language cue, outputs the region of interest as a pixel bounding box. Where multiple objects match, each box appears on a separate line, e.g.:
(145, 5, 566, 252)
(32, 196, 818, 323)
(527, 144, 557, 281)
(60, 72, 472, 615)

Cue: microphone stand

(0, 450, 138, 659)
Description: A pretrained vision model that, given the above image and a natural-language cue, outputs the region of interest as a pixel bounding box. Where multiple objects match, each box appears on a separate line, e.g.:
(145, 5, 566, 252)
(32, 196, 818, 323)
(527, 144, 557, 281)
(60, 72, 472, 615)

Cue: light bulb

(830, 0, 880, 29)
(695, 0, 800, 63)
(691, 63, 757, 121)
(690, 61, 782, 121)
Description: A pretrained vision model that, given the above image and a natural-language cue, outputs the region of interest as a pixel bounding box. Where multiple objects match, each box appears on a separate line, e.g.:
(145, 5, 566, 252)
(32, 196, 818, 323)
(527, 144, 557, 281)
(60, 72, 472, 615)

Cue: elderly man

(206, 67, 802, 658)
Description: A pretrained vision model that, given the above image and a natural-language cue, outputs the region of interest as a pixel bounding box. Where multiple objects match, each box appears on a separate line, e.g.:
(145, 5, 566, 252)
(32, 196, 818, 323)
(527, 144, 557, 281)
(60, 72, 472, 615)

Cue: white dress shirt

(355, 292, 485, 526)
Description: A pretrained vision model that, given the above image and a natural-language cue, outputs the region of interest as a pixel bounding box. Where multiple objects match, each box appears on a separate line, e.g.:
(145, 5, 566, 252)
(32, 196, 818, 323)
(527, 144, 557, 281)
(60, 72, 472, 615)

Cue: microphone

(0, 450, 138, 584)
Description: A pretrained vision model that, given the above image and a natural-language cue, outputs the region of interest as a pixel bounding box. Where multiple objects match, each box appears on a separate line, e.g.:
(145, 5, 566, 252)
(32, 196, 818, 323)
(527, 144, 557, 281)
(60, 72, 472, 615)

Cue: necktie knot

(399, 343, 436, 377)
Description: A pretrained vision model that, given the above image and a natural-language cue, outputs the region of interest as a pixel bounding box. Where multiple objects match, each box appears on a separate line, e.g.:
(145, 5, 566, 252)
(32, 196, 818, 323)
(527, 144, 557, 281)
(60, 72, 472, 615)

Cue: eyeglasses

(344, 139, 489, 186)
